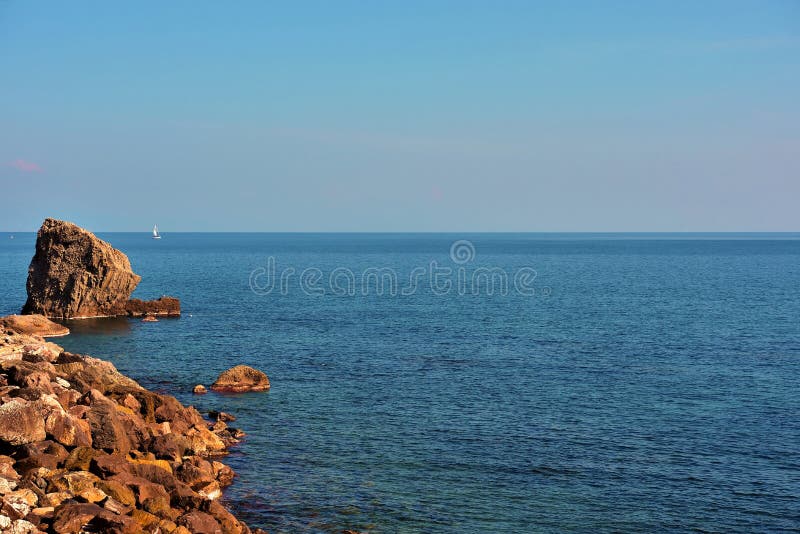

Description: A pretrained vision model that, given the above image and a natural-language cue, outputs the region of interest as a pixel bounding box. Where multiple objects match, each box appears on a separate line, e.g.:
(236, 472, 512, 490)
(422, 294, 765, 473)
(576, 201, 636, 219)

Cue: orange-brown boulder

(211, 365, 270, 392)
(0, 399, 46, 445)
(0, 314, 69, 337)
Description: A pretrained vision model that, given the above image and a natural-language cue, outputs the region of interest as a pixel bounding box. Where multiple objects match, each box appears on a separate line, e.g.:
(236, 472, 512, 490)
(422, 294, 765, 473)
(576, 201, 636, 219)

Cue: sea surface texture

(1, 233, 799, 533)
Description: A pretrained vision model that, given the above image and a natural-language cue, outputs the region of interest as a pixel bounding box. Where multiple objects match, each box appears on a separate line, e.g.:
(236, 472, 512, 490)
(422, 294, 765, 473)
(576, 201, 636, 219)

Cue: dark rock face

(22, 218, 142, 319)
(124, 297, 181, 318)
(211, 365, 270, 393)
(20, 219, 180, 320)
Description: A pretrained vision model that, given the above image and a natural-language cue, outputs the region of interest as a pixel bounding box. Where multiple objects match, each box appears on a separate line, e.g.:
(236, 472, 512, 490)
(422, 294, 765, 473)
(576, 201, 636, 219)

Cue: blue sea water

(1, 232, 799, 533)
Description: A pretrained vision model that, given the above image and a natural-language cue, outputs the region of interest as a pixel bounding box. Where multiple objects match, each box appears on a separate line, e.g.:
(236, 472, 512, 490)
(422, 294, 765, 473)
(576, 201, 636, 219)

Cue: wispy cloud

(707, 35, 800, 52)
(9, 159, 42, 173)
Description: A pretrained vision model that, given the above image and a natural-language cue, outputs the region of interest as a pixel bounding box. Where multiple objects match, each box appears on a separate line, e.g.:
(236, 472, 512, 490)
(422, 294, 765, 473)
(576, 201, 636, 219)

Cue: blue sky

(1, 1, 798, 231)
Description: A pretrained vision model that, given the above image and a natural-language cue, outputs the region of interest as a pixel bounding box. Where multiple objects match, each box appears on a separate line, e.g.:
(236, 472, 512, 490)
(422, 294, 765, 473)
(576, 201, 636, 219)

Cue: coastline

(0, 316, 261, 534)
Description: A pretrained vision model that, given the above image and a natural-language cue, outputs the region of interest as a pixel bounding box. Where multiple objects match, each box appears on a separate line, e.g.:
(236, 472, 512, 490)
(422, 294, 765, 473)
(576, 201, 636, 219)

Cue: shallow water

(2, 233, 799, 532)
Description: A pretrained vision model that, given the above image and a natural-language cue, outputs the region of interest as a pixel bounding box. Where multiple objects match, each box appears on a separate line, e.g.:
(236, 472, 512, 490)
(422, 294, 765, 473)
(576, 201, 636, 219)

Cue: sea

(1, 232, 799, 533)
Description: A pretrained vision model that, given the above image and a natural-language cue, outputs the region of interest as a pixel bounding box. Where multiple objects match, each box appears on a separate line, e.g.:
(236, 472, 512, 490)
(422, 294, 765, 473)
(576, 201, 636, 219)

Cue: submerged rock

(211, 365, 270, 393)
(193, 384, 207, 395)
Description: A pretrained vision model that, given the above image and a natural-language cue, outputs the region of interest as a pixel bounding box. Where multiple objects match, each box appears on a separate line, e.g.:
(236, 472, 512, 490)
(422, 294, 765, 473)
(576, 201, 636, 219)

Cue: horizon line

(3, 230, 800, 235)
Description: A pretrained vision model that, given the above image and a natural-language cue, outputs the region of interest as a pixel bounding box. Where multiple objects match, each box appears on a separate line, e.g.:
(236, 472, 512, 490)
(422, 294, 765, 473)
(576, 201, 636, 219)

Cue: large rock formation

(21, 219, 179, 319)
(22, 219, 141, 319)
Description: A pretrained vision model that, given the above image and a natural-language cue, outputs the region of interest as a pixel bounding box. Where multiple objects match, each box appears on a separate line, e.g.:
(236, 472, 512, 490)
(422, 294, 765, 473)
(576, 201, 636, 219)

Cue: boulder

(211, 365, 270, 393)
(52, 502, 139, 534)
(84, 390, 133, 453)
(46, 410, 93, 447)
(178, 510, 222, 534)
(0, 315, 69, 337)
(0, 399, 46, 445)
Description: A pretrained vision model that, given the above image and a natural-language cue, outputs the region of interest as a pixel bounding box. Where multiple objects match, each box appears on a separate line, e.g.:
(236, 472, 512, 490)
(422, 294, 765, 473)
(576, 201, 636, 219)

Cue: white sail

(152, 225, 161, 239)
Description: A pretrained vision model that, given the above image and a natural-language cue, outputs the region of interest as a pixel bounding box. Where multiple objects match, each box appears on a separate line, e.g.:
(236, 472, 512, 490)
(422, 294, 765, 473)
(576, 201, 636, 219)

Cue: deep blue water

(2, 232, 800, 533)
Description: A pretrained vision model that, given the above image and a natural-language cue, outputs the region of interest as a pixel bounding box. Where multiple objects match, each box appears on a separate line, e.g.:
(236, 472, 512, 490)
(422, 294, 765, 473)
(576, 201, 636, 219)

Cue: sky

(1, 1, 798, 232)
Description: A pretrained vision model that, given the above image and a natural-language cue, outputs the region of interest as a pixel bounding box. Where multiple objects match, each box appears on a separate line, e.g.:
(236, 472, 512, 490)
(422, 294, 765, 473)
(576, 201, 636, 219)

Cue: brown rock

(3, 488, 38, 516)
(132, 508, 162, 530)
(210, 365, 270, 393)
(141, 314, 158, 322)
(14, 440, 68, 470)
(97, 480, 136, 507)
(54, 355, 142, 396)
(212, 461, 235, 488)
(83, 390, 133, 453)
(124, 297, 181, 317)
(0, 315, 69, 337)
(0, 477, 16, 494)
(108, 472, 169, 509)
(148, 433, 190, 462)
(47, 470, 100, 495)
(208, 410, 236, 422)
(185, 425, 227, 455)
(30, 505, 55, 518)
(169, 482, 207, 511)
(128, 456, 173, 475)
(103, 496, 132, 515)
(175, 457, 216, 490)
(120, 393, 141, 412)
(90, 453, 130, 477)
(193, 384, 208, 395)
(157, 519, 180, 533)
(197, 480, 222, 501)
(178, 510, 222, 534)
(53, 502, 140, 534)
(21, 218, 142, 319)
(46, 411, 93, 448)
(75, 485, 107, 503)
(206, 499, 247, 534)
(52, 502, 104, 533)
(40, 491, 71, 508)
(63, 447, 101, 472)
(15, 440, 69, 466)
(0, 399, 46, 445)
(5, 519, 38, 534)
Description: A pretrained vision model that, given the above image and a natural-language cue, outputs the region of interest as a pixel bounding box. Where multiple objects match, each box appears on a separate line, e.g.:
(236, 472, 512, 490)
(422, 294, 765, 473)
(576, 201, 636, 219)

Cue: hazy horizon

(3, 228, 800, 235)
(2, 2, 798, 232)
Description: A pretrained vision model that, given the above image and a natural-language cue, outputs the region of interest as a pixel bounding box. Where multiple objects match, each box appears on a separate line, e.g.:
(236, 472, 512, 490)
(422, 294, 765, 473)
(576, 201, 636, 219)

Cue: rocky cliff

(21, 219, 179, 320)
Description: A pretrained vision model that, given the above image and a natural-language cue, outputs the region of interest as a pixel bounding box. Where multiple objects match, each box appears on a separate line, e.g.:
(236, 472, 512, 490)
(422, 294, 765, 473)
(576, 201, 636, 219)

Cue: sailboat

(152, 225, 161, 239)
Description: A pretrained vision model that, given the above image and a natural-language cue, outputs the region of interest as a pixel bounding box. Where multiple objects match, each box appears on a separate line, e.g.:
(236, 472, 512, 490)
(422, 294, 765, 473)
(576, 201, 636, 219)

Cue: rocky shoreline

(0, 315, 262, 534)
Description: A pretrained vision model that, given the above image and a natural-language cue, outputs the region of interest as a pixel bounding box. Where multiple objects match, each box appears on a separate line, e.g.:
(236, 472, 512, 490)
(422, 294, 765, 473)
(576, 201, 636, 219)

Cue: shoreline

(0, 316, 262, 533)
